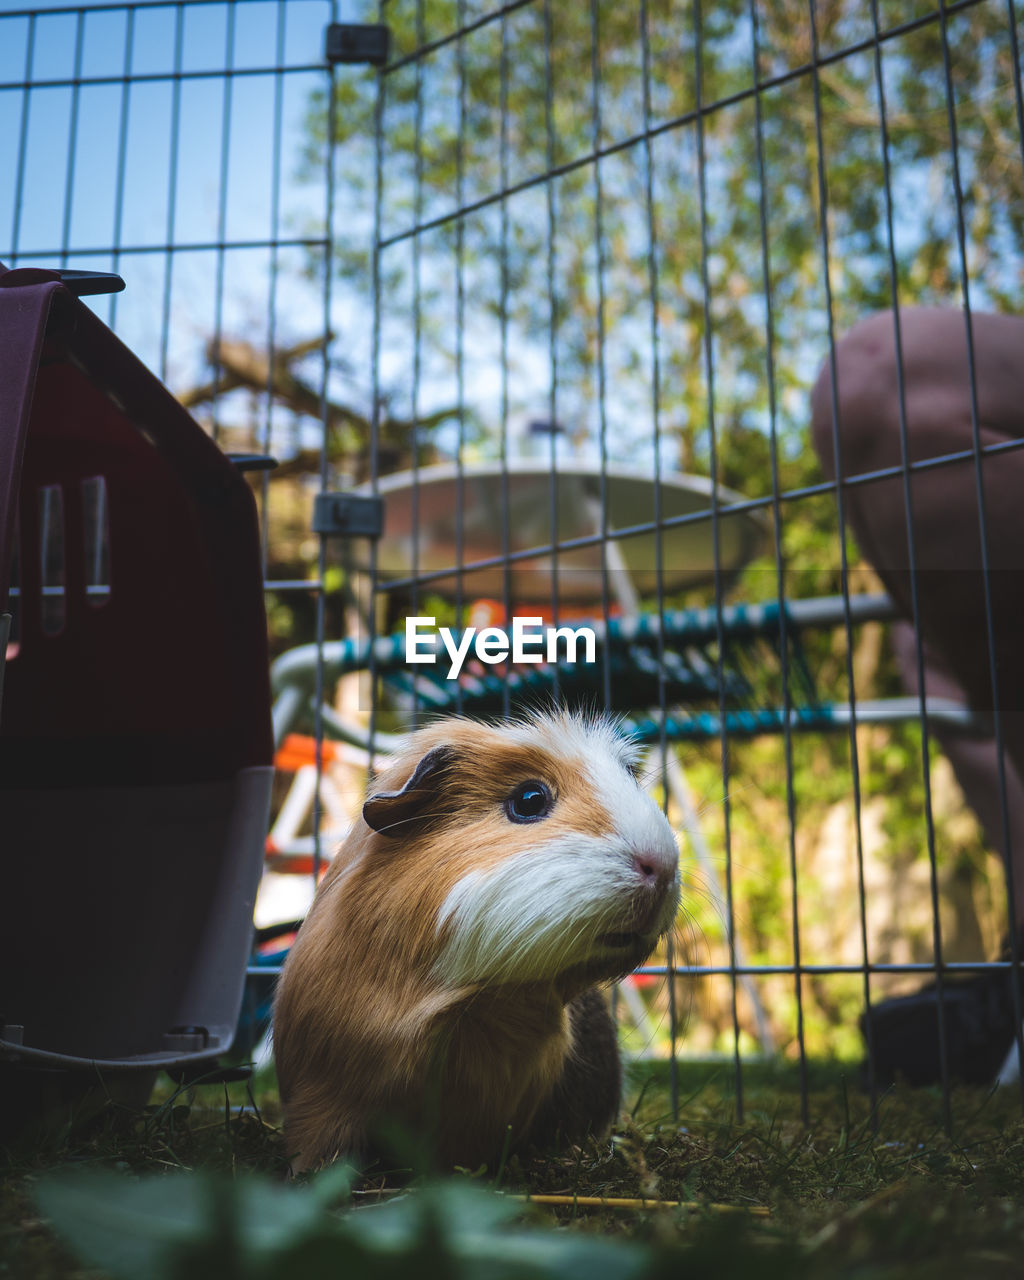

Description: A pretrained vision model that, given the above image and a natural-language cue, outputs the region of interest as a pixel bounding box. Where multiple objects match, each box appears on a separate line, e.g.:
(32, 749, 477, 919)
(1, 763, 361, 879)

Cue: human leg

(811, 307, 1024, 925)
(811, 307, 1024, 1084)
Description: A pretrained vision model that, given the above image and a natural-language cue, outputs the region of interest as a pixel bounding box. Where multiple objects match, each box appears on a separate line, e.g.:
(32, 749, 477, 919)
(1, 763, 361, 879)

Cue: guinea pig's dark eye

(505, 780, 553, 824)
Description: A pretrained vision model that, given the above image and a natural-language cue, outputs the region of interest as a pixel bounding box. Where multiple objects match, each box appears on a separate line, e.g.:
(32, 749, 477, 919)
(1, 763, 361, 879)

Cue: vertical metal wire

(208, 0, 237, 446)
(258, 0, 289, 576)
(638, 0, 677, 1118)
(936, 0, 1024, 1109)
(853, 0, 908, 1113)
(1007, 0, 1024, 173)
(1000, 0, 1024, 1116)
(366, 0, 389, 773)
(587, 0, 614, 716)
(452, 0, 468, 718)
(9, 12, 36, 266)
(108, 6, 135, 329)
(748, 0, 804, 1115)
(498, 5, 513, 720)
(542, 0, 562, 691)
(58, 10, 86, 270)
(804, 0, 887, 1128)
(407, 0, 427, 729)
(158, 4, 185, 384)
(862, 0, 965, 1117)
(312, 0, 342, 882)
(585, 0, 620, 1039)
(690, 0, 744, 1122)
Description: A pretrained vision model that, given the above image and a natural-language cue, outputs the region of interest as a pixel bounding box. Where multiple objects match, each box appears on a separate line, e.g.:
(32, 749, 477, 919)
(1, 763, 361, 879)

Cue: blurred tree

(301, 0, 1023, 498)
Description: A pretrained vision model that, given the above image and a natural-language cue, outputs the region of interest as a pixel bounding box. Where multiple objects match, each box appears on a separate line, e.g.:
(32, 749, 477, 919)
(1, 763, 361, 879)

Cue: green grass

(3, 1060, 1024, 1277)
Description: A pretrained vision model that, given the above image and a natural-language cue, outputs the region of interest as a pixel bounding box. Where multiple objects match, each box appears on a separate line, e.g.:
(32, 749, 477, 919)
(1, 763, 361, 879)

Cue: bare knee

(810, 307, 991, 481)
(810, 310, 903, 480)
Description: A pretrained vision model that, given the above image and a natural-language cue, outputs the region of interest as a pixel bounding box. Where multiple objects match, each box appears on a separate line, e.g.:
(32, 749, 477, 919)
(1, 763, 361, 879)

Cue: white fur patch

(502, 709, 643, 773)
(432, 715, 681, 988)
(434, 833, 642, 986)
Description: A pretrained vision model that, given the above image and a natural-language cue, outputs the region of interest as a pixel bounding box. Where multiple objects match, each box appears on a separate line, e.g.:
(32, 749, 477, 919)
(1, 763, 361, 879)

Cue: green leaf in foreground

(35, 1169, 653, 1280)
(35, 1166, 356, 1280)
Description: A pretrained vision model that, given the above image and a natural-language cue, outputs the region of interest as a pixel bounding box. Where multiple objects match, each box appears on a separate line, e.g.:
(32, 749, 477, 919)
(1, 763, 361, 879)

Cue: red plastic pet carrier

(0, 263, 274, 1114)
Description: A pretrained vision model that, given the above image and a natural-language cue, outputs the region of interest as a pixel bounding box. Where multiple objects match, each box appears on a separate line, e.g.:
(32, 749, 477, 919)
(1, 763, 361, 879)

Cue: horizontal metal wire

(2, 0, 285, 16)
(248, 960, 1024, 980)
(264, 580, 325, 593)
(373, 436, 1024, 596)
(0, 63, 329, 93)
(6, 237, 329, 262)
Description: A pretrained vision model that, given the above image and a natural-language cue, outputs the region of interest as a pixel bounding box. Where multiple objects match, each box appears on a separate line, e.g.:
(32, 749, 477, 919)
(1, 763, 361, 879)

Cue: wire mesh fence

(4, 0, 1024, 1126)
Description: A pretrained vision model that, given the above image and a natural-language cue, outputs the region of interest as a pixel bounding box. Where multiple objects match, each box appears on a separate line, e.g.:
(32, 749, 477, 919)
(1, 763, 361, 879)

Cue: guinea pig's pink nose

(631, 849, 677, 894)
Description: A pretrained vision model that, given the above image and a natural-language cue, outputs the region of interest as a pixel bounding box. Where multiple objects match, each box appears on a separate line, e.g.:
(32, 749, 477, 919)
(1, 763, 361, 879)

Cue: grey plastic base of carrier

(0, 767, 273, 1072)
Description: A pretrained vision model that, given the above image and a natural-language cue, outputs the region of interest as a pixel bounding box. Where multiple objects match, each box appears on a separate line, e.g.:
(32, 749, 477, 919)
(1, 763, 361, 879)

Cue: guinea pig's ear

(362, 745, 456, 837)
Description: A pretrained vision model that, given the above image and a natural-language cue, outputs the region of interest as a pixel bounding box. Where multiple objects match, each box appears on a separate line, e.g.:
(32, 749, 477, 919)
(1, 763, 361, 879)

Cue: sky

(0, 0, 361, 455)
(0, 0, 582, 466)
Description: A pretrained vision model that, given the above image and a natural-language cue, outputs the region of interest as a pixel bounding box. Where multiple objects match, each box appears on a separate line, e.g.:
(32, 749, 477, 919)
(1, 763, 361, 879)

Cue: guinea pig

(272, 710, 681, 1174)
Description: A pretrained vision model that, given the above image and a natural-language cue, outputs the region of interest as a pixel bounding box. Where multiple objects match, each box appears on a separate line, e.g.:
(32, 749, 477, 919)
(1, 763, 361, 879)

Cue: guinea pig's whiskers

(677, 874, 731, 935)
(680, 862, 765, 947)
(671, 913, 712, 971)
(368, 814, 425, 836)
(370, 804, 472, 836)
